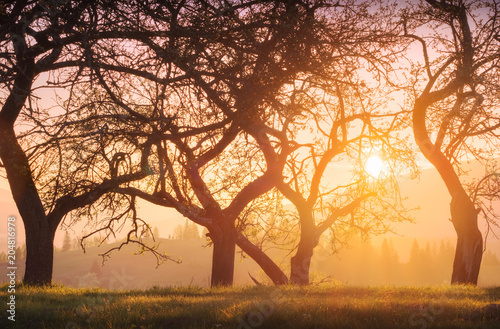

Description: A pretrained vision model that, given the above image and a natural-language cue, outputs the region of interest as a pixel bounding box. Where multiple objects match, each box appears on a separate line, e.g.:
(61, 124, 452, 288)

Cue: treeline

(59, 231, 111, 252)
(170, 220, 207, 241)
(316, 238, 500, 286)
(0, 244, 26, 262)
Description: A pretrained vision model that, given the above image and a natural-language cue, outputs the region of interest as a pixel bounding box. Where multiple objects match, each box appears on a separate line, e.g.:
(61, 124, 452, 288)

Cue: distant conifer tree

(62, 231, 72, 252)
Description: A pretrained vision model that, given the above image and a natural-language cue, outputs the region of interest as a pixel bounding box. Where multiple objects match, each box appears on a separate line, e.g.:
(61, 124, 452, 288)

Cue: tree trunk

(209, 222, 236, 287)
(236, 232, 288, 285)
(0, 122, 57, 285)
(23, 220, 57, 285)
(413, 97, 483, 286)
(290, 211, 317, 285)
(290, 243, 314, 285)
(450, 194, 483, 285)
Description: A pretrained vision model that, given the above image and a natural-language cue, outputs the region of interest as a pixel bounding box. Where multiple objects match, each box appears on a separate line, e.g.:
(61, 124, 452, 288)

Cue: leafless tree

(402, 0, 500, 284)
(0, 0, 130, 285)
(0, 0, 183, 285)
(277, 75, 414, 284)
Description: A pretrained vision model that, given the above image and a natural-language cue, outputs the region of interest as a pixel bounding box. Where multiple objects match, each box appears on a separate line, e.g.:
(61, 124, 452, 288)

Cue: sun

(365, 156, 384, 178)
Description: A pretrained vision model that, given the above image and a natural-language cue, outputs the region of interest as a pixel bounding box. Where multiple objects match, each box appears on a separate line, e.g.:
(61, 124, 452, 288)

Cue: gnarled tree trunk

(410, 0, 488, 287)
(413, 98, 484, 285)
(450, 194, 483, 285)
(290, 243, 314, 285)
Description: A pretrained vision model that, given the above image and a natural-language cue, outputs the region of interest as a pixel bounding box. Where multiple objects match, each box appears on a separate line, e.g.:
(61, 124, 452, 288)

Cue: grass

(1, 284, 500, 328)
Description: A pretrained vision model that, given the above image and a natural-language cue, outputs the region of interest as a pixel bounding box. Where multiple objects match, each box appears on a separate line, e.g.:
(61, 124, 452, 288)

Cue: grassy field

(1, 284, 500, 329)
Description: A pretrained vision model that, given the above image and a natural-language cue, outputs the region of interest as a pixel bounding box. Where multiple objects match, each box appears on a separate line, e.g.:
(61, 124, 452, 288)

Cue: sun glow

(365, 156, 385, 178)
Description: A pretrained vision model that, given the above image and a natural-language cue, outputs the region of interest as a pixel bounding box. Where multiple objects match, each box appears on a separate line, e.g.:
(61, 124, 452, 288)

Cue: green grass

(1, 284, 500, 328)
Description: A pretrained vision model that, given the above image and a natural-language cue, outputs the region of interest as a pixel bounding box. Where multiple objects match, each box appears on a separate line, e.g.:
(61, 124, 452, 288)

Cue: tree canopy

(1, 0, 499, 287)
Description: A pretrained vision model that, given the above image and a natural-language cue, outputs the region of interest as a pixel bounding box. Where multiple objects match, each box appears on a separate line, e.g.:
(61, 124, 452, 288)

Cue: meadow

(1, 284, 499, 329)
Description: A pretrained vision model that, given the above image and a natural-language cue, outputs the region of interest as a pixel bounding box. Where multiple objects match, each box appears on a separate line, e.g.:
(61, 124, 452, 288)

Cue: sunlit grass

(1, 284, 499, 328)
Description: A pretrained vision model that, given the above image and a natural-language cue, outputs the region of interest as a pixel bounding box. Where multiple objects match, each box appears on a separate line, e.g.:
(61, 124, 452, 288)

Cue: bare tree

(277, 78, 414, 284)
(402, 0, 500, 284)
(0, 0, 107, 285)
(227, 0, 415, 285)
(0, 0, 168, 285)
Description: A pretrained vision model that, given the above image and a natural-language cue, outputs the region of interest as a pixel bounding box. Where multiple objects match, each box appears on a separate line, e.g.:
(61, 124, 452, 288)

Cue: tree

(380, 238, 399, 283)
(72, 237, 80, 251)
(277, 78, 413, 284)
(113, 0, 408, 287)
(172, 221, 200, 240)
(62, 231, 72, 252)
(153, 227, 160, 240)
(0, 0, 163, 285)
(29, 0, 417, 288)
(269, 8, 415, 283)
(15, 244, 26, 260)
(173, 224, 184, 240)
(184, 220, 200, 240)
(403, 0, 500, 284)
(408, 239, 423, 283)
(0, 0, 98, 285)
(90, 259, 102, 278)
(482, 250, 500, 267)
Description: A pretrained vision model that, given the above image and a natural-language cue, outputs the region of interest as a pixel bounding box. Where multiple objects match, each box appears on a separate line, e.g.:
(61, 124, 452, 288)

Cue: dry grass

(1, 284, 499, 328)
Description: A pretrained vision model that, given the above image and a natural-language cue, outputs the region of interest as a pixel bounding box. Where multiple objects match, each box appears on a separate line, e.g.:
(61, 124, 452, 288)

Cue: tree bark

(0, 34, 59, 284)
(209, 222, 236, 287)
(290, 211, 317, 285)
(290, 243, 314, 285)
(23, 218, 57, 285)
(236, 232, 288, 285)
(450, 194, 483, 285)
